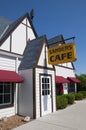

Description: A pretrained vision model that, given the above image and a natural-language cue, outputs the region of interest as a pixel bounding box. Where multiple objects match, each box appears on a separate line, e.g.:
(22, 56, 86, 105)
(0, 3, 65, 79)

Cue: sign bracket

(48, 36, 75, 47)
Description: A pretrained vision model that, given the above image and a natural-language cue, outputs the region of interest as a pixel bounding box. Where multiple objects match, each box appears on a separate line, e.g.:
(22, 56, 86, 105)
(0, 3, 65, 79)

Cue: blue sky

(0, 0, 86, 74)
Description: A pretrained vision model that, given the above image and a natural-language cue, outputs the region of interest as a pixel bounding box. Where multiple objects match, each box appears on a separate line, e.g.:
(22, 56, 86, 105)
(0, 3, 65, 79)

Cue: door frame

(39, 73, 53, 117)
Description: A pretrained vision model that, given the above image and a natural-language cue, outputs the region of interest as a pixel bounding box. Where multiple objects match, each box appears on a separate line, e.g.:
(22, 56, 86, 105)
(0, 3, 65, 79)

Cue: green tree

(76, 74, 86, 91)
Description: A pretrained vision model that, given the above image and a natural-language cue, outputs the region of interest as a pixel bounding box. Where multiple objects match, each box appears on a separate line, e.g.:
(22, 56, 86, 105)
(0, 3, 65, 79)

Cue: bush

(63, 94, 75, 104)
(75, 93, 83, 100)
(78, 91, 86, 98)
(56, 96, 68, 109)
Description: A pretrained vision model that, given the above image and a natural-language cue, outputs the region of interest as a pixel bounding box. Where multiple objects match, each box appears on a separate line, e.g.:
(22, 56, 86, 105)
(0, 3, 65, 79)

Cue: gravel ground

(0, 115, 30, 130)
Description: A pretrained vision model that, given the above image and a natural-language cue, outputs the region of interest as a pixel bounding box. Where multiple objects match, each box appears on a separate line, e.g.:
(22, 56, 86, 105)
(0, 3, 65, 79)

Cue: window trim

(41, 77, 51, 96)
(0, 82, 14, 109)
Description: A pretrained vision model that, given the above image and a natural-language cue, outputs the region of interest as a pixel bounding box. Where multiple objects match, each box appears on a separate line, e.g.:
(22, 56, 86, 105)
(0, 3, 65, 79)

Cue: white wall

(0, 55, 21, 71)
(0, 85, 16, 118)
(0, 17, 36, 55)
(35, 68, 56, 119)
(36, 42, 56, 118)
(0, 54, 22, 118)
(0, 55, 16, 71)
(0, 15, 36, 118)
(27, 20, 36, 40)
(55, 64, 75, 78)
(18, 69, 33, 118)
(38, 43, 53, 68)
(0, 36, 10, 51)
(0, 107, 15, 118)
(55, 63, 75, 94)
(11, 20, 26, 55)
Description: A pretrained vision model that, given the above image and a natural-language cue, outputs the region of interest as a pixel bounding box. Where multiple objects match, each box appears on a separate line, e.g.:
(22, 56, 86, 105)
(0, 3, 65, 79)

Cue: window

(63, 83, 68, 89)
(0, 83, 14, 107)
(68, 82, 75, 93)
(42, 77, 50, 95)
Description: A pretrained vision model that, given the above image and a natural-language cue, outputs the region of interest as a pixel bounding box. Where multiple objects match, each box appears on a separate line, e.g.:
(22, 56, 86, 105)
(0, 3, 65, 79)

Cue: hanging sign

(48, 42, 77, 65)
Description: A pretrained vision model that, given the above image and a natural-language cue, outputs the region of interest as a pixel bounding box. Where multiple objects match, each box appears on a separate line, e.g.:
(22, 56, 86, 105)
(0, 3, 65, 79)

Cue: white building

(18, 35, 56, 118)
(0, 13, 80, 119)
(0, 13, 37, 118)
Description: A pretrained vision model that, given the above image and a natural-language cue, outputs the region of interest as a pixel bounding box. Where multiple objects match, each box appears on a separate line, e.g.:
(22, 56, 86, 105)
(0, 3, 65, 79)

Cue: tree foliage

(76, 74, 86, 91)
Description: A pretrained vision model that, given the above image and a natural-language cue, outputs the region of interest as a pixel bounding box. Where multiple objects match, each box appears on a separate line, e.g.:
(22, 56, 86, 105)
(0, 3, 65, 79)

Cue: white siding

(11, 22, 26, 55)
(18, 69, 33, 118)
(35, 68, 56, 119)
(0, 86, 16, 118)
(0, 107, 15, 118)
(0, 16, 36, 118)
(0, 55, 22, 118)
(55, 65, 75, 78)
(0, 55, 16, 71)
(0, 55, 21, 71)
(59, 62, 74, 68)
(27, 20, 36, 40)
(0, 36, 10, 51)
(38, 43, 53, 68)
(11, 18, 36, 55)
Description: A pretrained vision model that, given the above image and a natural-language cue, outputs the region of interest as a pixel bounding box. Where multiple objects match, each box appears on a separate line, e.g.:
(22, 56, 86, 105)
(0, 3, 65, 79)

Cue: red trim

(55, 76, 69, 83)
(0, 70, 24, 83)
(67, 77, 81, 83)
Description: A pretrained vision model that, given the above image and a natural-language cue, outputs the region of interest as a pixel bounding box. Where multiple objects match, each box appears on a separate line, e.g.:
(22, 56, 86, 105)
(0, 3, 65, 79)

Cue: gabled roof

(19, 35, 46, 70)
(0, 13, 38, 46)
(19, 34, 64, 70)
(19, 34, 75, 71)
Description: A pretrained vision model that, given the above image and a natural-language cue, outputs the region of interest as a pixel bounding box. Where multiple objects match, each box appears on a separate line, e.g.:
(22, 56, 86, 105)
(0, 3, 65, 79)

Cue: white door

(41, 76, 52, 116)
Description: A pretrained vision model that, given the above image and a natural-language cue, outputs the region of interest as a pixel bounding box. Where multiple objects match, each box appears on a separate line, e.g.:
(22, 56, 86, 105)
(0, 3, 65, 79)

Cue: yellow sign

(48, 42, 77, 65)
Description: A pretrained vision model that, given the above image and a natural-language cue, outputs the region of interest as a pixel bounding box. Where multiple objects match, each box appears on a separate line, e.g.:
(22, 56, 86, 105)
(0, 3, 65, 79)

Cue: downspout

(75, 83, 77, 93)
(15, 57, 18, 114)
(44, 45, 47, 67)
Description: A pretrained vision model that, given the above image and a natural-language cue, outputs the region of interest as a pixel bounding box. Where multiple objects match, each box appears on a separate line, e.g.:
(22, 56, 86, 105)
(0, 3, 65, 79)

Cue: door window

(42, 77, 50, 95)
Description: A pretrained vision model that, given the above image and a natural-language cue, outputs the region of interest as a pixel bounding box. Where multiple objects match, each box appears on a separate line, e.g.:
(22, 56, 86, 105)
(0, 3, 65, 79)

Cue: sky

(0, 0, 86, 75)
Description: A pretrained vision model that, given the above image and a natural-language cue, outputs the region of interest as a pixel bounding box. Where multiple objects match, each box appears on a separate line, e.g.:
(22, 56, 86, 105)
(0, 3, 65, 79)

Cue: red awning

(0, 70, 24, 83)
(55, 76, 70, 83)
(67, 77, 81, 83)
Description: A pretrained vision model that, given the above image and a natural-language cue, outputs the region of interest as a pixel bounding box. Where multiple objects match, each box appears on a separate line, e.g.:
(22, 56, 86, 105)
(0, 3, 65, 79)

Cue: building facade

(0, 13, 80, 119)
(0, 13, 37, 118)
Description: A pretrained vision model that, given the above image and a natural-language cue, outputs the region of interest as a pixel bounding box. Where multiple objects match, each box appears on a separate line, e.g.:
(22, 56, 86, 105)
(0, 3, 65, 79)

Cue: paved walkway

(13, 100, 86, 130)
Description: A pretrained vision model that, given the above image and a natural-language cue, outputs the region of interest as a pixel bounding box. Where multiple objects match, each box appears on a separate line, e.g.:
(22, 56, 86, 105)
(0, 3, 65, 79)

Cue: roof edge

(0, 12, 38, 46)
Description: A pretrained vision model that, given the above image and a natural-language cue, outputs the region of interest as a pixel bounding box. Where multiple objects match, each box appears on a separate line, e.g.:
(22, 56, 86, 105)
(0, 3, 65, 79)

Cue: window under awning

(67, 77, 81, 83)
(0, 70, 24, 83)
(55, 76, 70, 83)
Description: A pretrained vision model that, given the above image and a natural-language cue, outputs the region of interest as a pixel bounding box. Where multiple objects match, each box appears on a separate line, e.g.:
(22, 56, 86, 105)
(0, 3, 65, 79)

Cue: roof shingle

(19, 35, 46, 70)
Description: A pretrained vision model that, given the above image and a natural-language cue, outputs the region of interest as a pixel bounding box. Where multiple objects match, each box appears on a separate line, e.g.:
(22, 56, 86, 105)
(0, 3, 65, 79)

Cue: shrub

(78, 91, 86, 98)
(56, 96, 68, 109)
(75, 93, 83, 100)
(63, 94, 75, 104)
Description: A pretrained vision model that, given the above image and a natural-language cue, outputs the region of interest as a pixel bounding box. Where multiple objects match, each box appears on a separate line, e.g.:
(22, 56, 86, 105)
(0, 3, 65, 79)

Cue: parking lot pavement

(13, 100, 86, 130)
